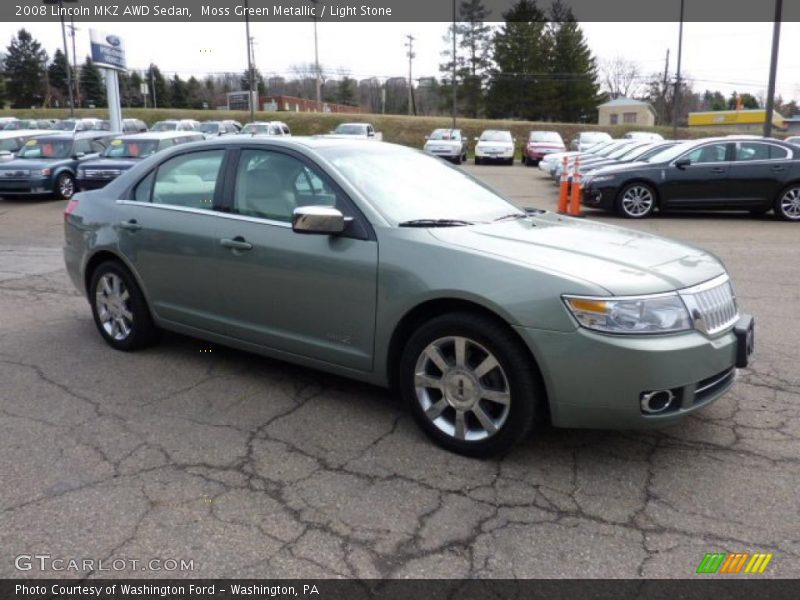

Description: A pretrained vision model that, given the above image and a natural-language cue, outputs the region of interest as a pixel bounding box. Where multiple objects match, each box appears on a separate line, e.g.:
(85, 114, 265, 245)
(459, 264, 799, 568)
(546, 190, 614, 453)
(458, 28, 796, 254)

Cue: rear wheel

(55, 172, 75, 200)
(399, 312, 541, 457)
(89, 261, 159, 351)
(774, 185, 800, 221)
(616, 182, 657, 218)
(452, 153, 462, 165)
(475, 157, 482, 165)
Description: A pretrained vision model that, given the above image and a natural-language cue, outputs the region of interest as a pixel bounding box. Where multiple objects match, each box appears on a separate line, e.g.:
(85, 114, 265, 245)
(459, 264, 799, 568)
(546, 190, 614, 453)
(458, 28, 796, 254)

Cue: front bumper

(424, 146, 461, 159)
(77, 177, 114, 191)
(515, 316, 752, 429)
(0, 177, 52, 195)
(580, 182, 619, 211)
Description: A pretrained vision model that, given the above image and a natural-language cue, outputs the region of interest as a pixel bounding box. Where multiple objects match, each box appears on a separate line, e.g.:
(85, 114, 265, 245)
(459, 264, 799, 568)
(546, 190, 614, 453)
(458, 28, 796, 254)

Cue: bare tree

(601, 56, 642, 99)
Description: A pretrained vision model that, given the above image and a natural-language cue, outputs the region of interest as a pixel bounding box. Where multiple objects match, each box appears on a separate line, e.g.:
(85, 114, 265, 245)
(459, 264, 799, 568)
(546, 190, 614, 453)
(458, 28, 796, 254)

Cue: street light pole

(672, 0, 684, 140)
(309, 0, 322, 111)
(405, 35, 415, 116)
(244, 0, 255, 122)
(58, 0, 75, 116)
(451, 0, 457, 129)
(763, 0, 783, 138)
(69, 17, 80, 108)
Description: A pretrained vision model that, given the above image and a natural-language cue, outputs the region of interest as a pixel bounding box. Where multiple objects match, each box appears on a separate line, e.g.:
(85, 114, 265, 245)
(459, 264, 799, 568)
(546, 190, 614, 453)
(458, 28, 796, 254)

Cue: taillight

(64, 198, 78, 220)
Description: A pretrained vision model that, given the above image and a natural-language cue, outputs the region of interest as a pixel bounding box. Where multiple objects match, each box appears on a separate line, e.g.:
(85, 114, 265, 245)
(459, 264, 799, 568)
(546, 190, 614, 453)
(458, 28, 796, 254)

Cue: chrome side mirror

(292, 206, 346, 235)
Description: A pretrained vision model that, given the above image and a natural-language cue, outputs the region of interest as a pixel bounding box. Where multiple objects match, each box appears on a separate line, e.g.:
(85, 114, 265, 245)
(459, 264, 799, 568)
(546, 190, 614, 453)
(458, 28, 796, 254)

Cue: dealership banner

(89, 28, 127, 71)
(2, 579, 800, 600)
(4, 0, 799, 22)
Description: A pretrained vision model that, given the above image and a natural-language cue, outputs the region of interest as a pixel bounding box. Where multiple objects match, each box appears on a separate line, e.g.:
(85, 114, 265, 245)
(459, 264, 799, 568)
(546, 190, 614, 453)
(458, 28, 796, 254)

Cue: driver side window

(686, 143, 728, 164)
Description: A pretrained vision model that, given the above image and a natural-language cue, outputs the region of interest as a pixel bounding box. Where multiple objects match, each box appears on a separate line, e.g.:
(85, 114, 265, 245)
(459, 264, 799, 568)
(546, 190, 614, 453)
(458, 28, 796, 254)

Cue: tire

(616, 182, 657, 218)
(773, 184, 800, 221)
(399, 312, 542, 457)
(453, 153, 462, 165)
(475, 157, 482, 165)
(506, 157, 514, 166)
(749, 207, 769, 217)
(89, 260, 159, 351)
(55, 172, 75, 200)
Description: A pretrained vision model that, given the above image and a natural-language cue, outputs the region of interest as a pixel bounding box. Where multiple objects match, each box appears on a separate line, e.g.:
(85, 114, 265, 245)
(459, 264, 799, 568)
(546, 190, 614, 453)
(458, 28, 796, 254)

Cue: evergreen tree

(241, 68, 265, 95)
(0, 52, 6, 108)
(440, 1, 493, 118)
(547, 1, 599, 122)
(186, 76, 205, 109)
(169, 74, 188, 108)
(337, 76, 357, 106)
(47, 48, 71, 104)
(146, 64, 170, 108)
(5, 29, 48, 108)
(128, 71, 144, 107)
(79, 57, 106, 108)
(486, 0, 551, 120)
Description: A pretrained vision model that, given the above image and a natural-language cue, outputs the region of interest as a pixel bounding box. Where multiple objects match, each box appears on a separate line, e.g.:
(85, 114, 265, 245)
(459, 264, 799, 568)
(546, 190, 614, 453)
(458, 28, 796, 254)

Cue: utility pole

(405, 35, 415, 116)
(308, 0, 322, 111)
(672, 0, 684, 140)
(661, 48, 670, 125)
(150, 63, 157, 109)
(451, 0, 457, 128)
(58, 0, 75, 116)
(244, 0, 255, 121)
(763, 0, 783, 138)
(69, 17, 80, 108)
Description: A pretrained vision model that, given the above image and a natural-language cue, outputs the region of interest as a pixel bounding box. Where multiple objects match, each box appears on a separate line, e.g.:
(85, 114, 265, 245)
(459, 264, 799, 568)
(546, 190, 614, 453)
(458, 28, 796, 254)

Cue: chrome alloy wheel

(414, 336, 511, 442)
(779, 187, 800, 220)
(621, 185, 654, 217)
(95, 273, 133, 341)
(58, 175, 74, 199)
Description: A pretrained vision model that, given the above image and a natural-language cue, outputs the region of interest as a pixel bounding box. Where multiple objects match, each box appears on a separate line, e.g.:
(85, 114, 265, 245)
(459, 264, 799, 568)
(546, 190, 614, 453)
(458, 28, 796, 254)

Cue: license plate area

(734, 314, 754, 368)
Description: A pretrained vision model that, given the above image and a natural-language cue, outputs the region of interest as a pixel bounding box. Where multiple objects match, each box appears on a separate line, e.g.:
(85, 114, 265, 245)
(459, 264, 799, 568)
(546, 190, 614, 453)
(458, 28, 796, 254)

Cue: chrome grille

(680, 276, 739, 335)
(85, 169, 121, 179)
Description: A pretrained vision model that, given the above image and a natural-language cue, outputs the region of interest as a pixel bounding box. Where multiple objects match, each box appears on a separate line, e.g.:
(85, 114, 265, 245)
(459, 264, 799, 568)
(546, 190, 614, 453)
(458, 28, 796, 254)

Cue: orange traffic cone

(557, 156, 569, 214)
(569, 157, 583, 217)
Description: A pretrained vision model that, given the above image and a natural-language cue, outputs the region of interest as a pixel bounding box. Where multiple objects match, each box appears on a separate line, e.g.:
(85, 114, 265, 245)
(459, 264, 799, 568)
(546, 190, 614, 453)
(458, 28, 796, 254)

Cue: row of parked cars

(537, 135, 800, 221)
(421, 128, 664, 166)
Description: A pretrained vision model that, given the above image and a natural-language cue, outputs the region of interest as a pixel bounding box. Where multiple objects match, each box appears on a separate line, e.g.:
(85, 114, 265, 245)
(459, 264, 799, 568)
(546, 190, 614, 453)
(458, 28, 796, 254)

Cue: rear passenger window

(151, 150, 224, 209)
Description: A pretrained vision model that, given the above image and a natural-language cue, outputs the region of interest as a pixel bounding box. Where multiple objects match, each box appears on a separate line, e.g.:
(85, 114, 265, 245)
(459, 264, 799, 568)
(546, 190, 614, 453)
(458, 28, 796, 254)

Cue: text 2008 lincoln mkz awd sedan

(64, 138, 755, 456)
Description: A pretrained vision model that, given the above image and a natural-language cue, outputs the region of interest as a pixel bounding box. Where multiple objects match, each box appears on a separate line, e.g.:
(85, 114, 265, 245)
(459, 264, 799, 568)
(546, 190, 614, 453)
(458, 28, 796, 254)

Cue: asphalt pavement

(1, 164, 798, 579)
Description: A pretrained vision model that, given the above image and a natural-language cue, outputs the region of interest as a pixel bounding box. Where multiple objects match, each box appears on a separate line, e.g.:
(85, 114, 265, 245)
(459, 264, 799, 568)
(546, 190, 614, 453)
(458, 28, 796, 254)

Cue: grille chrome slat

(679, 276, 739, 336)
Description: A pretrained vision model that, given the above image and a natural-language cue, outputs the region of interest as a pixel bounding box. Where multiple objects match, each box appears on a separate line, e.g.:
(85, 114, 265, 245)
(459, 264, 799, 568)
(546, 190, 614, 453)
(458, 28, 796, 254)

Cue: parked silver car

(423, 128, 468, 164)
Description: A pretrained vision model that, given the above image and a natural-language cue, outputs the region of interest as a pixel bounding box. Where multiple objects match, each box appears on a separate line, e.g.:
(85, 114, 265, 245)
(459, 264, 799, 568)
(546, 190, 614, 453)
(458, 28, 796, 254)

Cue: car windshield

(334, 124, 368, 135)
(151, 122, 177, 132)
(609, 143, 648, 159)
(103, 139, 160, 159)
(529, 132, 561, 143)
(429, 130, 456, 140)
(581, 133, 611, 143)
(241, 124, 270, 134)
(480, 131, 512, 142)
(320, 145, 521, 224)
(54, 120, 77, 131)
(199, 123, 221, 133)
(594, 143, 629, 157)
(0, 139, 20, 151)
(16, 138, 73, 159)
(646, 141, 696, 163)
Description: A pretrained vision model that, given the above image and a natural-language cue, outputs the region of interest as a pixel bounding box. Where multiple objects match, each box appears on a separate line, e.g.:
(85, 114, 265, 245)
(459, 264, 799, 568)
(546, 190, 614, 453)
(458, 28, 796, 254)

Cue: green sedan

(63, 138, 754, 456)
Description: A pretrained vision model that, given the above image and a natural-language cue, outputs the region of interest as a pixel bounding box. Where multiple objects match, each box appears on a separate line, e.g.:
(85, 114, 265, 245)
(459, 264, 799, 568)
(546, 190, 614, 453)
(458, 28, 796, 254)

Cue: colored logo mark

(696, 552, 773, 574)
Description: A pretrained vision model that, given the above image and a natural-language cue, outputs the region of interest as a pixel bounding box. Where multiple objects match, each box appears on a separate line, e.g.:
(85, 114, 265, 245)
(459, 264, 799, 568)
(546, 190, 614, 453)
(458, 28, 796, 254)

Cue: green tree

(486, 0, 551, 120)
(337, 76, 357, 106)
(169, 74, 188, 108)
(79, 57, 106, 108)
(728, 91, 759, 110)
(241, 68, 265, 95)
(440, 0, 493, 118)
(546, 1, 599, 122)
(0, 52, 6, 108)
(47, 48, 71, 105)
(128, 71, 144, 107)
(146, 64, 170, 108)
(5, 29, 48, 108)
(702, 90, 727, 111)
(186, 76, 205, 109)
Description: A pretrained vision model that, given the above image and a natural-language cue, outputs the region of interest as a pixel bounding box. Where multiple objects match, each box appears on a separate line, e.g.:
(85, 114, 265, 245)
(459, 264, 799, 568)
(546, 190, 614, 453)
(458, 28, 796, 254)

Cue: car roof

(115, 131, 201, 141)
(169, 135, 404, 153)
(32, 132, 109, 141)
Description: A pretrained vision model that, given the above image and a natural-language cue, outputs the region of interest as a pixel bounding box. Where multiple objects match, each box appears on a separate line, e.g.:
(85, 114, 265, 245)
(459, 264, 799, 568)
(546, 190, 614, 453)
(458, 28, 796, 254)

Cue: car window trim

(733, 141, 790, 162)
(222, 143, 375, 241)
(670, 141, 733, 166)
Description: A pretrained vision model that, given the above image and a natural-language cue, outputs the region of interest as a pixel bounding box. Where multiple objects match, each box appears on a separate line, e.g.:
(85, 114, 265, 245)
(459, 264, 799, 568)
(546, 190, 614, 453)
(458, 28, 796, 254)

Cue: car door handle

(710, 167, 726, 174)
(771, 165, 786, 172)
(220, 237, 253, 251)
(118, 219, 142, 231)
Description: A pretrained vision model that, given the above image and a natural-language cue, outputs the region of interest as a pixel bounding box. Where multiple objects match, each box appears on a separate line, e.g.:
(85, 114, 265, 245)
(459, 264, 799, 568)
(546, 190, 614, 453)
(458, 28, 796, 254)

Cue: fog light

(640, 389, 676, 414)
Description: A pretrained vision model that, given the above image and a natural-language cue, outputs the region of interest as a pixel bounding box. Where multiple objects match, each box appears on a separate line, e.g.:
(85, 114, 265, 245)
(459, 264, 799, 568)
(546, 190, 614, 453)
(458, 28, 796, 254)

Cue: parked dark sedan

(0, 132, 111, 199)
(77, 131, 204, 190)
(581, 137, 800, 221)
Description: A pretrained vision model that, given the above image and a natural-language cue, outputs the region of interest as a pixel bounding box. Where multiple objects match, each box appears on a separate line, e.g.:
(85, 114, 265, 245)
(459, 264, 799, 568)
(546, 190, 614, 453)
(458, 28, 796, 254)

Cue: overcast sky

(3, 21, 799, 102)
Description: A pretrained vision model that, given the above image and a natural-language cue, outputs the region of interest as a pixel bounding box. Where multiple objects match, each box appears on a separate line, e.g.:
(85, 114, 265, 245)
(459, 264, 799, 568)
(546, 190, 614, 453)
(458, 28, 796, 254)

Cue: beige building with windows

(597, 97, 656, 127)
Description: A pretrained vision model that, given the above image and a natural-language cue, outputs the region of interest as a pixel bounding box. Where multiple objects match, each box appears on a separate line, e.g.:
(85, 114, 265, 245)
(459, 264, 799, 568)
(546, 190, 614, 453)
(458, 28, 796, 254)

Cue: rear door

(725, 141, 790, 208)
(660, 142, 732, 208)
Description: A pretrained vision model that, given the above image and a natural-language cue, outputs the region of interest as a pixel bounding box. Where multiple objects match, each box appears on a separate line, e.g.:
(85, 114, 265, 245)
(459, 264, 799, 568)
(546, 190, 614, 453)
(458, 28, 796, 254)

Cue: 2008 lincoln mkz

(63, 138, 755, 456)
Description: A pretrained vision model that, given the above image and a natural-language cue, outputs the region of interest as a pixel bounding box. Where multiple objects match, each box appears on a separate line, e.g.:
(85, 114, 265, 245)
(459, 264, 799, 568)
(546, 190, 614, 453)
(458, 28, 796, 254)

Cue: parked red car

(522, 131, 566, 166)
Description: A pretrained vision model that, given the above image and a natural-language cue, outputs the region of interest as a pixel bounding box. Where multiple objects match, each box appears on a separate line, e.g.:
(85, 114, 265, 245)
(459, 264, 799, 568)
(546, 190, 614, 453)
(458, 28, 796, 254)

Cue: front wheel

(399, 313, 542, 457)
(616, 183, 657, 218)
(89, 261, 160, 351)
(774, 185, 800, 221)
(55, 172, 75, 200)
(474, 157, 482, 165)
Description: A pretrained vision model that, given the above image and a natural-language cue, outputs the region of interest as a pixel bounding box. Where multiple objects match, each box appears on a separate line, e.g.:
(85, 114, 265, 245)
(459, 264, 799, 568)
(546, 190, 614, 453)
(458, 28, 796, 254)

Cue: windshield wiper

(493, 212, 526, 222)
(398, 219, 475, 228)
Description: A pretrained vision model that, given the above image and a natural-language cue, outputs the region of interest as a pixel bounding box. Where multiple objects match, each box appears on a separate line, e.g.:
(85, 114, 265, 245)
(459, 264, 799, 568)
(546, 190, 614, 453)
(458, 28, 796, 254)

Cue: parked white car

(326, 123, 382, 140)
(623, 131, 665, 142)
(569, 131, 612, 151)
(474, 130, 516, 165)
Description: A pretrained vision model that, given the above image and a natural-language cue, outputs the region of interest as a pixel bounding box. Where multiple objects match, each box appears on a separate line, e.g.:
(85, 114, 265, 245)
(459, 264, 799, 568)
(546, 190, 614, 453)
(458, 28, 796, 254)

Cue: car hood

(80, 158, 140, 170)
(0, 158, 67, 170)
(429, 212, 725, 295)
(587, 161, 652, 177)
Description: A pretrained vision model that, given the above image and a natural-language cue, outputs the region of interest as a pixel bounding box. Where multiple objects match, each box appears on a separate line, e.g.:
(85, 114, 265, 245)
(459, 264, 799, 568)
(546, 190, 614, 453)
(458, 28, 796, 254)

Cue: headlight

(591, 174, 615, 183)
(38, 168, 51, 177)
(77, 169, 85, 178)
(563, 294, 692, 334)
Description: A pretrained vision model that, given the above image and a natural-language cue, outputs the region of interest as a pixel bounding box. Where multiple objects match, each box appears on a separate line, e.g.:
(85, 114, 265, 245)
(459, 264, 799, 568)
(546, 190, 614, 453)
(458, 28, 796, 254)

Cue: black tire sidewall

(616, 182, 656, 218)
(55, 172, 75, 200)
(399, 313, 540, 457)
(89, 260, 158, 351)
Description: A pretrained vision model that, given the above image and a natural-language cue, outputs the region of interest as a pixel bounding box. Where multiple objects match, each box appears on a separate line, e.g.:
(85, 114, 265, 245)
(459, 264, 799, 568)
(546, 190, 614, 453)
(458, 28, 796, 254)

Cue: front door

(660, 142, 732, 208)
(725, 141, 789, 208)
(214, 147, 378, 372)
